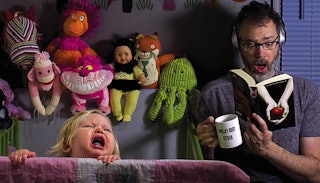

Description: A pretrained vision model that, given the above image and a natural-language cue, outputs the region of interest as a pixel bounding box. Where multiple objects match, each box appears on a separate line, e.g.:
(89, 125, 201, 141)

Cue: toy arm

(78, 40, 98, 57)
(46, 43, 57, 56)
(45, 74, 62, 115)
(45, 95, 61, 115)
(133, 66, 146, 84)
(28, 81, 45, 115)
(46, 38, 61, 56)
(83, 47, 98, 57)
(30, 95, 46, 116)
(159, 53, 176, 66)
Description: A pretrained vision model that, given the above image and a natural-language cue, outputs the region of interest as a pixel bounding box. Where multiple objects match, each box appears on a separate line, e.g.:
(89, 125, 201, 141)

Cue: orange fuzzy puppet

(134, 32, 176, 89)
(46, 0, 99, 70)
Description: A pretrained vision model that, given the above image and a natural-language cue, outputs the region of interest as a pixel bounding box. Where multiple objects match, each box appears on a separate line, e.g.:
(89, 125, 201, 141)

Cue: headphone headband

(231, 26, 286, 49)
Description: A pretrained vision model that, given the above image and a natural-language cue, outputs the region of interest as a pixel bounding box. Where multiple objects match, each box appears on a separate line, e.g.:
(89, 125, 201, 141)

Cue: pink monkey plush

(27, 51, 62, 116)
(60, 55, 113, 114)
(0, 78, 31, 120)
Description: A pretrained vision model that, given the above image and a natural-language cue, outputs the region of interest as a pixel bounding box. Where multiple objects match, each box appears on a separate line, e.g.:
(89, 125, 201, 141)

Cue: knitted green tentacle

(163, 87, 177, 125)
(170, 88, 187, 127)
(148, 87, 168, 121)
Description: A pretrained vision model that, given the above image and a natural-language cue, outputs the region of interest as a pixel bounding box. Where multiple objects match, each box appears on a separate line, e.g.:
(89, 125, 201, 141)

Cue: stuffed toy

(27, 51, 62, 116)
(134, 32, 176, 89)
(148, 57, 197, 127)
(46, 0, 100, 70)
(1, 6, 40, 68)
(61, 55, 113, 114)
(0, 78, 31, 120)
(0, 89, 12, 129)
(109, 38, 146, 122)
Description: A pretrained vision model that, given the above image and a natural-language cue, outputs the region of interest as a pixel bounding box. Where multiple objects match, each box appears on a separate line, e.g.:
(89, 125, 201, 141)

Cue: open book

(230, 69, 295, 131)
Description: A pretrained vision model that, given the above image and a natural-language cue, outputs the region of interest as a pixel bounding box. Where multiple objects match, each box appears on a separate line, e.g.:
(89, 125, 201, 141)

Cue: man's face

(238, 19, 280, 82)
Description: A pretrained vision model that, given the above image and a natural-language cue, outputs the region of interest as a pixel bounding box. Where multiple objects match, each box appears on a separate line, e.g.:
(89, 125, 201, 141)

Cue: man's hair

(234, 1, 285, 35)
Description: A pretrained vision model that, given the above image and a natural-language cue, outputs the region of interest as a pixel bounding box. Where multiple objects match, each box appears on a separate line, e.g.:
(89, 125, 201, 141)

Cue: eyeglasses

(240, 36, 279, 51)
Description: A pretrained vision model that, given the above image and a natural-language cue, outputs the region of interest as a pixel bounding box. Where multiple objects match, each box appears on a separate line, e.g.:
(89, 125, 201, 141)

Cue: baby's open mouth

(92, 137, 105, 148)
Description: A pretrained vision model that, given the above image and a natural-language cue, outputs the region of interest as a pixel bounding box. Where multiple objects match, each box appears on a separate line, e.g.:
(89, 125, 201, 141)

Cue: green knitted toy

(148, 57, 197, 127)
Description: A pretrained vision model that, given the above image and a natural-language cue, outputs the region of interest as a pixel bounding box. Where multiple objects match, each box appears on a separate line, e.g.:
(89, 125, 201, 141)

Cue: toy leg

(123, 90, 140, 122)
(97, 88, 111, 115)
(110, 89, 124, 121)
(71, 93, 86, 114)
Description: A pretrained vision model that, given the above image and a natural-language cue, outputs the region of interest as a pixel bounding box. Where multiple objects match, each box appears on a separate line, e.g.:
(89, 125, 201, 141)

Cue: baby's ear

(63, 145, 71, 153)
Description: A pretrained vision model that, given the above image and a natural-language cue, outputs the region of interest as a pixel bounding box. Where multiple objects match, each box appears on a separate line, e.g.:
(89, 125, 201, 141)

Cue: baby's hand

(97, 154, 121, 164)
(8, 149, 37, 165)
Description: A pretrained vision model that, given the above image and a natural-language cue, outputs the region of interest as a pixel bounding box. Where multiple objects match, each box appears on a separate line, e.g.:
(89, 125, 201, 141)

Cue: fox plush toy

(134, 32, 176, 89)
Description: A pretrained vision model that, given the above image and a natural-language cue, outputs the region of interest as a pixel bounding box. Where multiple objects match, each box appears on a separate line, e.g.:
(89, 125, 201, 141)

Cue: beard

(244, 58, 276, 83)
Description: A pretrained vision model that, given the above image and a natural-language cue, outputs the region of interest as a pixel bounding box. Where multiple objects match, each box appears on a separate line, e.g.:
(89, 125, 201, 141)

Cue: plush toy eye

(78, 66, 84, 70)
(86, 65, 93, 70)
(150, 44, 155, 49)
(38, 71, 42, 75)
(71, 13, 76, 19)
(47, 69, 51, 73)
(79, 15, 85, 22)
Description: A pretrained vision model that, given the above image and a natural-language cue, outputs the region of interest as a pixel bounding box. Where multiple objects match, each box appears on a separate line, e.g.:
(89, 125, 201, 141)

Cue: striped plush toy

(1, 6, 40, 68)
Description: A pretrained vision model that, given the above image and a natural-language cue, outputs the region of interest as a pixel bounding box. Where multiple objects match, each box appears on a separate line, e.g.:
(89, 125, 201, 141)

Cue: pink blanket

(0, 157, 249, 182)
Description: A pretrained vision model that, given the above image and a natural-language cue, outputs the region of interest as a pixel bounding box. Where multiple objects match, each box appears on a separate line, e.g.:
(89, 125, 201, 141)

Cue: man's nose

(255, 46, 267, 57)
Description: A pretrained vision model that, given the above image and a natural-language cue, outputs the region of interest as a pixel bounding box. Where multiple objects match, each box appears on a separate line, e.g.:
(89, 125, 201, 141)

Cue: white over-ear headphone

(231, 26, 286, 49)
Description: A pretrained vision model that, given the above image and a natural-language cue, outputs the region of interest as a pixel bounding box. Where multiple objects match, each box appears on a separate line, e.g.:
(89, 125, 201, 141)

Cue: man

(195, 1, 320, 182)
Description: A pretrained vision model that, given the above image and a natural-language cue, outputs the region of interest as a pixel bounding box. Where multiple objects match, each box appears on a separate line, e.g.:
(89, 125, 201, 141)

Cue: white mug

(215, 114, 242, 149)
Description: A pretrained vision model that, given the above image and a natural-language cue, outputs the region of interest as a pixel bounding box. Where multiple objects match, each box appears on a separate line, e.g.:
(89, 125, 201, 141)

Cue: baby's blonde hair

(47, 109, 120, 157)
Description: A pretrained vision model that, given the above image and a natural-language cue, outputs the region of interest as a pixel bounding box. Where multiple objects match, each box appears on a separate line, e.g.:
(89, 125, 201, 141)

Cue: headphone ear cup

(279, 28, 286, 45)
(231, 29, 239, 49)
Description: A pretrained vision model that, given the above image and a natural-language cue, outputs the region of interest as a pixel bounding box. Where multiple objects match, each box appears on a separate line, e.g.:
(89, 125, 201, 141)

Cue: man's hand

(196, 116, 219, 148)
(243, 113, 273, 156)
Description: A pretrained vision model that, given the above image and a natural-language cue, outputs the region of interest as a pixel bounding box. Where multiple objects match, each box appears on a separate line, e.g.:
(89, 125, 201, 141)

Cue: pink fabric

(0, 157, 77, 183)
(0, 157, 249, 183)
(154, 160, 250, 183)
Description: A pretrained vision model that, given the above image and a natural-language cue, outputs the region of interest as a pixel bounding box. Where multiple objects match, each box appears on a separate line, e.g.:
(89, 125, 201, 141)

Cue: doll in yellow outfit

(109, 39, 146, 122)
